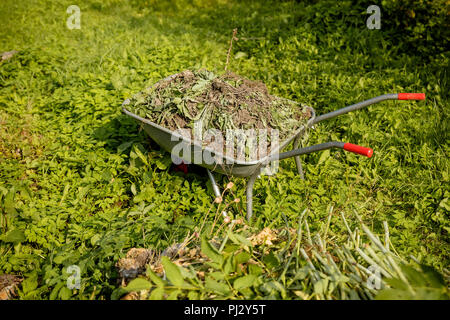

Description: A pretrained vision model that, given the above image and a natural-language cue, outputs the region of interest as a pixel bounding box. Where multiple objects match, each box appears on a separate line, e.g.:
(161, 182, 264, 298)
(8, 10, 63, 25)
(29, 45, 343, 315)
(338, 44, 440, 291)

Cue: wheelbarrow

(122, 76, 425, 220)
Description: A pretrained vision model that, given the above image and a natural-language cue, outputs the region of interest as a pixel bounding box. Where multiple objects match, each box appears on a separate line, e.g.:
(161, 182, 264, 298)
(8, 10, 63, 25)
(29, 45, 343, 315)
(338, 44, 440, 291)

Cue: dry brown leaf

(0, 274, 22, 300)
(120, 291, 140, 300)
(248, 227, 278, 246)
(116, 248, 155, 283)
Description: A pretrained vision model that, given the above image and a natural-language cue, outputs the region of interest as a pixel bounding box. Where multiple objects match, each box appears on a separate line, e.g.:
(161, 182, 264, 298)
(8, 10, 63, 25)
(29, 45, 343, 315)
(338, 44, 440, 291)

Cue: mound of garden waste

(126, 69, 311, 157)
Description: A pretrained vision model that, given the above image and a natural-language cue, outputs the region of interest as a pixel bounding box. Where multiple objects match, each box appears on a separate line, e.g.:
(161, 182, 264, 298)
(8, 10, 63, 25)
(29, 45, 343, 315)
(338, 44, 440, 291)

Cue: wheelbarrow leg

(293, 135, 305, 180)
(246, 141, 374, 221)
(246, 169, 261, 221)
(207, 169, 221, 199)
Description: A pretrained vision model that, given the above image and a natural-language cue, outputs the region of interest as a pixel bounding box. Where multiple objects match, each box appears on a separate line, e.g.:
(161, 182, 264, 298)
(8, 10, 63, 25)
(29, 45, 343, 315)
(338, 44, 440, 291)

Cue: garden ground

(0, 0, 448, 299)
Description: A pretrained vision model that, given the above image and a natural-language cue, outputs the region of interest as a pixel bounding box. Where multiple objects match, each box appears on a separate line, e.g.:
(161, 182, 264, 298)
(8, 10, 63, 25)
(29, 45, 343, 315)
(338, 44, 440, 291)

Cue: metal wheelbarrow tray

(122, 75, 425, 220)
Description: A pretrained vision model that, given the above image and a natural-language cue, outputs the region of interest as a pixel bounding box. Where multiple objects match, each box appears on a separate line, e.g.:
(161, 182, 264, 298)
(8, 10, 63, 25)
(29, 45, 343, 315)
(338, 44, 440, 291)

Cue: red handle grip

(398, 93, 425, 100)
(343, 143, 373, 158)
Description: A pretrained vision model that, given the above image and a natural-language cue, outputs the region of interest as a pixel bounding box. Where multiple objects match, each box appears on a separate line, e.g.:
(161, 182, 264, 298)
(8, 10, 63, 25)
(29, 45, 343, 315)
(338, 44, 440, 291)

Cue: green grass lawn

(0, 0, 448, 300)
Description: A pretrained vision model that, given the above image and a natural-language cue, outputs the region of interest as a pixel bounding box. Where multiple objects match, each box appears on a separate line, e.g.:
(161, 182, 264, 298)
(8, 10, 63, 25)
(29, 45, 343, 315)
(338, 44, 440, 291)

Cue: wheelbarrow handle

(398, 93, 426, 100)
(343, 142, 373, 158)
(271, 141, 373, 161)
(312, 93, 426, 124)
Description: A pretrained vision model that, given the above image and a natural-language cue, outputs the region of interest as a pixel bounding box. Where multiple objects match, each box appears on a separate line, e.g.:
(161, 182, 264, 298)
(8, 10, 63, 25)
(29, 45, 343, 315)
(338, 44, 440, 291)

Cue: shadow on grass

(91, 113, 154, 154)
(91, 112, 223, 197)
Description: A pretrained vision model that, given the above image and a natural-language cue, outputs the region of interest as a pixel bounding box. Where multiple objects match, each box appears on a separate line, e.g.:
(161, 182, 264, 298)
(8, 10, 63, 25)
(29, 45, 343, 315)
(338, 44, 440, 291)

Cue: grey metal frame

(214, 94, 402, 220)
(123, 83, 420, 221)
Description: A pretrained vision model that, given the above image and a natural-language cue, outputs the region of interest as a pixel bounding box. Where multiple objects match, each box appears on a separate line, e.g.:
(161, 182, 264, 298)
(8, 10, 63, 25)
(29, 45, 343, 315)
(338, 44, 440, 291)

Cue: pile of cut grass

(126, 69, 311, 157)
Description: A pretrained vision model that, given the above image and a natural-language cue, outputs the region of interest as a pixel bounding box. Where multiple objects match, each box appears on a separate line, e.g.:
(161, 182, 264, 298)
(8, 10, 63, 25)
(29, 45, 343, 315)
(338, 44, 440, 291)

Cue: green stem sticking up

(225, 28, 238, 71)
